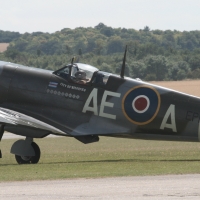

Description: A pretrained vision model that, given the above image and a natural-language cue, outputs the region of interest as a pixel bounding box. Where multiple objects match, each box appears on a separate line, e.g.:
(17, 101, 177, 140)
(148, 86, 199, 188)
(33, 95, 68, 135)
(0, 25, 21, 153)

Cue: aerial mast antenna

(71, 56, 75, 65)
(120, 45, 127, 78)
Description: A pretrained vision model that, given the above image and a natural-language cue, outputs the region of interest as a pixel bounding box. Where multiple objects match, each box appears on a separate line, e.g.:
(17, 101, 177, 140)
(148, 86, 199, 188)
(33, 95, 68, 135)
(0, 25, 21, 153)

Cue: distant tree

(130, 61, 146, 79)
(163, 32, 175, 43)
(95, 39, 105, 55)
(12, 39, 28, 51)
(2, 25, 200, 81)
(31, 32, 44, 37)
(188, 69, 200, 79)
(95, 23, 107, 30)
(100, 62, 113, 73)
(78, 48, 82, 56)
(143, 26, 150, 32)
(86, 39, 96, 52)
(4, 48, 20, 59)
(0, 30, 21, 42)
(152, 30, 163, 35)
(40, 40, 61, 55)
(100, 27, 114, 37)
(65, 45, 72, 54)
(96, 57, 103, 66)
(37, 49, 41, 56)
(145, 73, 157, 81)
(128, 41, 139, 56)
(188, 55, 200, 70)
(169, 61, 190, 80)
(107, 36, 123, 54)
(115, 64, 130, 77)
(145, 55, 168, 80)
(75, 40, 86, 54)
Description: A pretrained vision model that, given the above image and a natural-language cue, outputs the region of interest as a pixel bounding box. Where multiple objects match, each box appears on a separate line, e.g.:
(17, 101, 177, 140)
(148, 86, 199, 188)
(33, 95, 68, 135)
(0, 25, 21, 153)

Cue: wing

(0, 107, 66, 135)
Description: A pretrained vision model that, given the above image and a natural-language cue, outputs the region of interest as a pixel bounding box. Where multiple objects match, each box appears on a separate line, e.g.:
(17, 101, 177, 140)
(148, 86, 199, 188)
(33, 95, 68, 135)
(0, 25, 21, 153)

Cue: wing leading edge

(0, 107, 66, 135)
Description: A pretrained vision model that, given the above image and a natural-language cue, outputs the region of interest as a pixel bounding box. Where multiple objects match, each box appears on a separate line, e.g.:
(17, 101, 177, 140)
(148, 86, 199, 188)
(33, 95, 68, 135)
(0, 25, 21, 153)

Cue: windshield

(71, 65, 78, 78)
(76, 63, 98, 80)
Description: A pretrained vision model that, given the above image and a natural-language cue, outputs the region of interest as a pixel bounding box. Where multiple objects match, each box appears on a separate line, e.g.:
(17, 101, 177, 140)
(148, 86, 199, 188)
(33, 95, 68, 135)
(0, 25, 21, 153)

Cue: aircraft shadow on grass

(2, 158, 200, 167)
(38, 158, 200, 165)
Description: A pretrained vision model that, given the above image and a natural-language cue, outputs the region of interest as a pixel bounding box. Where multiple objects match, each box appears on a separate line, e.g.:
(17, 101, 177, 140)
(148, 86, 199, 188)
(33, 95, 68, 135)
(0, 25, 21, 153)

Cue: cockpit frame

(53, 63, 111, 86)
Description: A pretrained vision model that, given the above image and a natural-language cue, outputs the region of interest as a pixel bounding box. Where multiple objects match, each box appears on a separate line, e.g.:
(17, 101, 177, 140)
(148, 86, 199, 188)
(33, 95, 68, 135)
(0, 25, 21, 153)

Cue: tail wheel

(15, 142, 41, 164)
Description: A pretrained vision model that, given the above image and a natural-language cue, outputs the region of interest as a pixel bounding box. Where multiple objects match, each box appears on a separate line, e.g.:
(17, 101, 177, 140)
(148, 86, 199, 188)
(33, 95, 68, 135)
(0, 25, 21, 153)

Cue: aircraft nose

(0, 61, 11, 103)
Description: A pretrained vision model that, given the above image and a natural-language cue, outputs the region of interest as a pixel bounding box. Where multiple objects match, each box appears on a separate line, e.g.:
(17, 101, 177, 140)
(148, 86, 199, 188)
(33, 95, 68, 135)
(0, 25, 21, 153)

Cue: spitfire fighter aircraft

(0, 47, 200, 164)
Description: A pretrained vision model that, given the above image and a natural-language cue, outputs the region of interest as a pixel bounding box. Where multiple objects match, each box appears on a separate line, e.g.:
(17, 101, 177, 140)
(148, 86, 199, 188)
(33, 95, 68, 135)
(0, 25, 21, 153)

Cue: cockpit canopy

(54, 63, 98, 83)
(53, 63, 111, 86)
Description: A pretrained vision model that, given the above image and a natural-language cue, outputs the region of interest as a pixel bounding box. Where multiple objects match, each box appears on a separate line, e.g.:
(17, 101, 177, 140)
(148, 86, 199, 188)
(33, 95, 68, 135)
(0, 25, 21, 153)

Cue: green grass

(1, 136, 200, 181)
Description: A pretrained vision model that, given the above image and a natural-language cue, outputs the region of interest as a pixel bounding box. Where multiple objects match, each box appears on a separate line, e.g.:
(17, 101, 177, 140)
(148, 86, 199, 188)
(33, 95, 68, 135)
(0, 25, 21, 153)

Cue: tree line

(1, 23, 200, 81)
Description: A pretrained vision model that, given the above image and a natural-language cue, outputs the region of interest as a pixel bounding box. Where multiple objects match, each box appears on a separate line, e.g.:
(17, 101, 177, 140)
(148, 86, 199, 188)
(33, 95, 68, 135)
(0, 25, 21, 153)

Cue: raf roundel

(122, 85, 161, 125)
(132, 95, 150, 113)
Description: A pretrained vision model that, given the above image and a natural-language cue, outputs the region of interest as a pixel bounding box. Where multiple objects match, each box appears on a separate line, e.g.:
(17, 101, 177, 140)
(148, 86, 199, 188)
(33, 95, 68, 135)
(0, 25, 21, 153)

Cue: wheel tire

(30, 142, 40, 164)
(15, 155, 32, 164)
(15, 142, 41, 164)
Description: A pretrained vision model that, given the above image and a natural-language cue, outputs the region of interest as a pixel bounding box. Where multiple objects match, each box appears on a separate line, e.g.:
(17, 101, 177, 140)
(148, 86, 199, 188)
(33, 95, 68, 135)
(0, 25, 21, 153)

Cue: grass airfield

(1, 136, 200, 181)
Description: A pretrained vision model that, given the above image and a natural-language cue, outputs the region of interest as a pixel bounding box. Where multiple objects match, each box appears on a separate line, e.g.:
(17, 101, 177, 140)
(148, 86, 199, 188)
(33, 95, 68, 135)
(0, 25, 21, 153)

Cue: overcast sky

(1, 0, 200, 33)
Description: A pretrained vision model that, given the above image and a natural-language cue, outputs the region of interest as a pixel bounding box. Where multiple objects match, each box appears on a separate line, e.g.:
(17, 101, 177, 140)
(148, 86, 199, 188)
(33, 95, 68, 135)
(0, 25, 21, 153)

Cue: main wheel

(30, 142, 41, 164)
(15, 142, 41, 164)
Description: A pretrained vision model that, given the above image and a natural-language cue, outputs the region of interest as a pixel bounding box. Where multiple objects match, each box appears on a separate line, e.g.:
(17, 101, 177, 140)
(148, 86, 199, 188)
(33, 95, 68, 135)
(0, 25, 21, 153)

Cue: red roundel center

(134, 97, 147, 111)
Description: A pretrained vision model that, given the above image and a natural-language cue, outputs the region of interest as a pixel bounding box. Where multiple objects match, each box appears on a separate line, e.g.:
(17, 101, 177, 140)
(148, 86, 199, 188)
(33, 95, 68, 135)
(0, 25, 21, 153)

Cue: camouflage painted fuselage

(0, 61, 200, 143)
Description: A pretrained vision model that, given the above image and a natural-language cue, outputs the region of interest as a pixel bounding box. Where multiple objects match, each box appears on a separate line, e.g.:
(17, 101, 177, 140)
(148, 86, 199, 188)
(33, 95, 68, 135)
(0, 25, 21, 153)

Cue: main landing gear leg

(0, 125, 4, 158)
(11, 137, 41, 164)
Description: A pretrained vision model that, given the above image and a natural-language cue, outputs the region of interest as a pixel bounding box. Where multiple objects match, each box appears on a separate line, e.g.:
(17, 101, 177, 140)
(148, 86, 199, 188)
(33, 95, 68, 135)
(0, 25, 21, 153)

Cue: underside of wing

(0, 107, 66, 136)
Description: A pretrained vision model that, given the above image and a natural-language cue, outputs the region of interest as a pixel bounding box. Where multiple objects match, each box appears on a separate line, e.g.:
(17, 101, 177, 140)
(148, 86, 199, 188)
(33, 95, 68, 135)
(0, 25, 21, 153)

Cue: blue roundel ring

(122, 85, 161, 125)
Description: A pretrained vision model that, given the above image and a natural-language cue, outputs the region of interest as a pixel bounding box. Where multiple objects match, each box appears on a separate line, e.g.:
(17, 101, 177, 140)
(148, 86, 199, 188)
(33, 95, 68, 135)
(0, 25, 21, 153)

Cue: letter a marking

(82, 88, 98, 115)
(160, 104, 177, 132)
